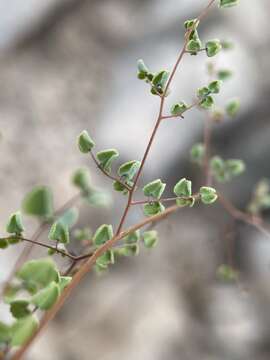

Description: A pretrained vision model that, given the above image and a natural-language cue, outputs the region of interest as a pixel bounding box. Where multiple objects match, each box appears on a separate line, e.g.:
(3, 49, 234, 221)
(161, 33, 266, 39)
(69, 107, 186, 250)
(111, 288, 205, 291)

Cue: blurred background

(1, 0, 270, 359)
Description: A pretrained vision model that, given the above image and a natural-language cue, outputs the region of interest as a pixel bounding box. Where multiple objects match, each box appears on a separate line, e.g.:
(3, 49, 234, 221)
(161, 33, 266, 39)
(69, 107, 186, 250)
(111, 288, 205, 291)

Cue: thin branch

(161, 100, 200, 120)
(217, 192, 270, 240)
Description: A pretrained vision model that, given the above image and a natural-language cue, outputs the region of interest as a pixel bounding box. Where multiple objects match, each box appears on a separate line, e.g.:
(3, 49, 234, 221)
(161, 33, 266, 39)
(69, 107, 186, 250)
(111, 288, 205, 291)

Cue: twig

(115, 1, 216, 236)
(217, 192, 270, 240)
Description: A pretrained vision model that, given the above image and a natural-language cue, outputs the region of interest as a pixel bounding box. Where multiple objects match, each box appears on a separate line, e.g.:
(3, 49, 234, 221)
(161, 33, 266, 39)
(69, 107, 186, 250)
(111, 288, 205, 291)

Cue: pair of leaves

(114, 160, 140, 194)
(206, 39, 222, 57)
(48, 207, 79, 245)
(174, 178, 195, 207)
(199, 187, 218, 205)
(248, 179, 270, 215)
(210, 156, 245, 182)
(96, 149, 119, 173)
(170, 102, 188, 116)
(142, 179, 166, 216)
(185, 18, 202, 56)
(197, 80, 222, 110)
(137, 60, 169, 96)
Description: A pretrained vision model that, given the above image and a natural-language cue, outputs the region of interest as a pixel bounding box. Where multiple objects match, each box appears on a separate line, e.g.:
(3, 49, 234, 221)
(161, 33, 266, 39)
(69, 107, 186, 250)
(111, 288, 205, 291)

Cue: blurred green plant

(3, 1, 268, 358)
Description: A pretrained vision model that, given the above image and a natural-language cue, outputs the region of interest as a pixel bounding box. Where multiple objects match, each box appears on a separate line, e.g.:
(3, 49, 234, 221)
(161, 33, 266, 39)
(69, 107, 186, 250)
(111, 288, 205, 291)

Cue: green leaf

(143, 179, 166, 199)
(96, 250, 114, 267)
(170, 102, 188, 116)
(219, 0, 239, 8)
(152, 70, 169, 89)
(77, 130, 95, 153)
(47, 243, 67, 257)
(59, 276, 72, 292)
(206, 39, 222, 57)
(151, 70, 170, 95)
(200, 186, 218, 204)
(200, 95, 214, 109)
(49, 221, 69, 244)
(174, 178, 192, 197)
(116, 244, 139, 257)
(22, 186, 53, 218)
(113, 180, 128, 194)
(96, 149, 119, 173)
(143, 202, 165, 216)
(143, 231, 158, 249)
(72, 167, 91, 193)
(0, 322, 11, 344)
(8, 237, 21, 245)
(186, 39, 202, 54)
(210, 156, 224, 173)
(93, 224, 113, 246)
(17, 258, 60, 289)
(210, 156, 229, 182)
(184, 18, 199, 30)
(6, 212, 24, 235)
(226, 159, 245, 177)
(10, 300, 31, 319)
(124, 230, 140, 244)
(32, 282, 60, 310)
(176, 197, 195, 207)
(217, 69, 233, 81)
(58, 207, 79, 228)
(208, 80, 222, 94)
(190, 143, 205, 164)
(217, 264, 238, 282)
(85, 190, 111, 207)
(226, 98, 240, 117)
(197, 86, 210, 98)
(118, 160, 141, 180)
(11, 315, 39, 347)
(137, 59, 149, 79)
(0, 238, 9, 249)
